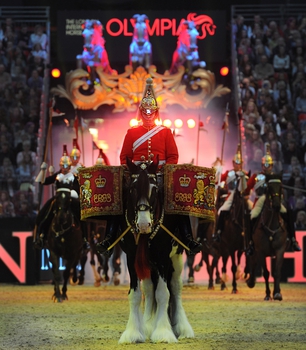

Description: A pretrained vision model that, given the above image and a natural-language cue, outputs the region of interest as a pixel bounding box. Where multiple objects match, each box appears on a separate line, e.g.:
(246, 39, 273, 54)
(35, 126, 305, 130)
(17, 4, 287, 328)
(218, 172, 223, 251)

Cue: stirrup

(292, 241, 302, 252)
(212, 230, 221, 242)
(186, 240, 202, 255)
(245, 243, 254, 256)
(96, 240, 114, 257)
(33, 237, 44, 250)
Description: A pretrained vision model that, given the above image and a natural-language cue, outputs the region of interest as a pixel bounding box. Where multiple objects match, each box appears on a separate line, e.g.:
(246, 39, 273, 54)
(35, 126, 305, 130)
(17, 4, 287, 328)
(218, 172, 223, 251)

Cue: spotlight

(51, 68, 61, 78)
(220, 66, 229, 77)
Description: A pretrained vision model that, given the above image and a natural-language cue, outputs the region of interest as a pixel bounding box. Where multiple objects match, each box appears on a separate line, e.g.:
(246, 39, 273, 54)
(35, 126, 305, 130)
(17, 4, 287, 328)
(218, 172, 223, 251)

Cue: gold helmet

(59, 144, 72, 167)
(139, 77, 159, 116)
(233, 144, 242, 165)
(96, 149, 105, 165)
(70, 138, 81, 158)
(262, 144, 273, 167)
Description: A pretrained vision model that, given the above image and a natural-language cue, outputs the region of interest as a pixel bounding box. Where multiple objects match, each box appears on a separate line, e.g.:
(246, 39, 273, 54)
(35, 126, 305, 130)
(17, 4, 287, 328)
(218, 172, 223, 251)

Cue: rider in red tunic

(97, 77, 201, 255)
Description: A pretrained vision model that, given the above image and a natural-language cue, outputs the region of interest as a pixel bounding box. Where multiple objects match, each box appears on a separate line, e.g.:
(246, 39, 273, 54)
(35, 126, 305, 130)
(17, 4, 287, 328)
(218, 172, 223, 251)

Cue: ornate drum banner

(164, 164, 216, 220)
(78, 165, 123, 220)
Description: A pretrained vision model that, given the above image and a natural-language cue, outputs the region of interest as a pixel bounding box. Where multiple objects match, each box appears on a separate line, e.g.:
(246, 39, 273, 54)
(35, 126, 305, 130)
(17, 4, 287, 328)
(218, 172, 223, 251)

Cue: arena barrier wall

(0, 218, 305, 284)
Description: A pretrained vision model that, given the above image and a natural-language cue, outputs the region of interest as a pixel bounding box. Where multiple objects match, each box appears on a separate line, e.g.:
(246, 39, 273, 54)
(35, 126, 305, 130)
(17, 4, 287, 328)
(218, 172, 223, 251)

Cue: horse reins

(52, 188, 75, 237)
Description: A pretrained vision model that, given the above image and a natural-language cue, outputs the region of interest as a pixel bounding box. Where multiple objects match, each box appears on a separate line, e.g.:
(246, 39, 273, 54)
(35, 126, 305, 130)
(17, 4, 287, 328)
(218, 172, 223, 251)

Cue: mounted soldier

(213, 144, 252, 242)
(96, 77, 202, 255)
(33, 145, 89, 250)
(246, 144, 301, 253)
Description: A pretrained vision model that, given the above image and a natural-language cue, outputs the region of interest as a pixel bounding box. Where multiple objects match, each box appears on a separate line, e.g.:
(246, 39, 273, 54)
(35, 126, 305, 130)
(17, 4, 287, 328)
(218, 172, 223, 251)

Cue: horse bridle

(51, 188, 74, 237)
(128, 171, 160, 233)
(261, 178, 284, 236)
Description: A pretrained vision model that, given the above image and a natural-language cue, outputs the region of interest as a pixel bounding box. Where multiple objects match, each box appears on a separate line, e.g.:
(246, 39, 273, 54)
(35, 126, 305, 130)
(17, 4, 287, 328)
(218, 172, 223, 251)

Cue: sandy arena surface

(0, 281, 305, 350)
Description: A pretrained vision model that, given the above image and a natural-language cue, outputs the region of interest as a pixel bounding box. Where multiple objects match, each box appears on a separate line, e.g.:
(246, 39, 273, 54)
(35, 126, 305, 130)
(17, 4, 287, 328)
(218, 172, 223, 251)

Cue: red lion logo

(187, 13, 217, 39)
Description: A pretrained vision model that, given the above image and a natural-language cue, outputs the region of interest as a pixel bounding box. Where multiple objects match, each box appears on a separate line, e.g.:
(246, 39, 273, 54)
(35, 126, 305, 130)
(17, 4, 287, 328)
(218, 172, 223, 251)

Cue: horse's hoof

(220, 283, 226, 291)
(113, 272, 120, 286)
(101, 274, 110, 283)
(194, 264, 201, 272)
(187, 277, 194, 284)
(273, 293, 282, 301)
(246, 280, 255, 288)
(208, 285, 214, 290)
(78, 279, 84, 285)
(94, 281, 101, 287)
(264, 296, 272, 301)
(231, 289, 238, 294)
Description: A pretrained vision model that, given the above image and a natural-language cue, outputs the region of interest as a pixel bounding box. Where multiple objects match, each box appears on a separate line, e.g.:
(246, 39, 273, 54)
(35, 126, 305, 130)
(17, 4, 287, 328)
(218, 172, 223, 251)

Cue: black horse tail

(135, 234, 151, 280)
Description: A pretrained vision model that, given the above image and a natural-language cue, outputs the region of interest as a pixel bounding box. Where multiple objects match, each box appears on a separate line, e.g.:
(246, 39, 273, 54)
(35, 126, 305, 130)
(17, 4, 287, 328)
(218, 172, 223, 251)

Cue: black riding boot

(33, 224, 46, 250)
(179, 215, 202, 255)
(79, 220, 90, 252)
(283, 211, 302, 252)
(213, 210, 227, 242)
(246, 217, 257, 256)
(96, 217, 120, 257)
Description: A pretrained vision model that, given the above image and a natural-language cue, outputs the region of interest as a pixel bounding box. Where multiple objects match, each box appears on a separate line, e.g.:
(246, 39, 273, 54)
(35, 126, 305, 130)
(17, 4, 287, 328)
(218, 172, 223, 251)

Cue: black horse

(246, 174, 288, 301)
(83, 219, 122, 286)
(187, 220, 221, 288)
(47, 188, 83, 302)
(218, 186, 250, 293)
(187, 185, 227, 287)
(118, 157, 194, 344)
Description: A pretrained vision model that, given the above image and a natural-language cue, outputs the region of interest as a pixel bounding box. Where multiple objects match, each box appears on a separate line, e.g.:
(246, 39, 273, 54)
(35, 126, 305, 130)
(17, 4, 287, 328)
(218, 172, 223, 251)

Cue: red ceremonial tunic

(120, 125, 179, 165)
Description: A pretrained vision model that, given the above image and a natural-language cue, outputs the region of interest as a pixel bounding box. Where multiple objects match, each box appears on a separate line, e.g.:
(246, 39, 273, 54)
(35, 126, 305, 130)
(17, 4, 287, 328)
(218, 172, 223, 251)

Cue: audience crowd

(1, 12, 306, 232)
(233, 12, 306, 228)
(0, 18, 47, 220)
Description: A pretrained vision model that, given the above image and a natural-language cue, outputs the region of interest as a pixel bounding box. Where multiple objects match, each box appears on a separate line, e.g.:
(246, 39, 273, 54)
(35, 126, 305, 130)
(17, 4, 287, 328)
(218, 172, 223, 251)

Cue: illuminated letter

(285, 231, 305, 282)
(172, 19, 177, 36)
(0, 231, 32, 283)
(123, 18, 133, 36)
(147, 18, 160, 36)
(106, 18, 123, 37)
(160, 18, 172, 36)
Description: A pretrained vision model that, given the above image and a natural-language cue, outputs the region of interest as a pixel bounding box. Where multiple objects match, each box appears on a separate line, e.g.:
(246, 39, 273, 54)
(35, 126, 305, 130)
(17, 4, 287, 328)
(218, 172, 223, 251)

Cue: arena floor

(0, 282, 305, 350)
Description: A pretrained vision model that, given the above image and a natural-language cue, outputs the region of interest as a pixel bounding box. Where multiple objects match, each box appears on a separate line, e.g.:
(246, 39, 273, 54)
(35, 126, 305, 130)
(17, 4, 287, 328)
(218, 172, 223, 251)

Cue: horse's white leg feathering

(119, 282, 145, 344)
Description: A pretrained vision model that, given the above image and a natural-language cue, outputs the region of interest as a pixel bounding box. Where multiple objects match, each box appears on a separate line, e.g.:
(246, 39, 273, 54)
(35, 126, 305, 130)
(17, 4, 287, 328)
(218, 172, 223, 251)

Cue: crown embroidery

(95, 175, 106, 188)
(179, 174, 191, 187)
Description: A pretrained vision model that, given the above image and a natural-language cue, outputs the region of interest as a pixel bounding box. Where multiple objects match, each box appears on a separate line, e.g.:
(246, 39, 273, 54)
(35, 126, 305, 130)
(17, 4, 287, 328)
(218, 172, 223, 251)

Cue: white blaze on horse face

(136, 183, 154, 234)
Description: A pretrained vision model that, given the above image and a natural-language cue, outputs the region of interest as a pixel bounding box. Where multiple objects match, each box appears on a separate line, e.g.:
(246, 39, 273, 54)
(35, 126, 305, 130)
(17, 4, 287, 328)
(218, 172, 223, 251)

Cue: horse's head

(126, 156, 159, 234)
(53, 188, 73, 231)
(265, 173, 283, 211)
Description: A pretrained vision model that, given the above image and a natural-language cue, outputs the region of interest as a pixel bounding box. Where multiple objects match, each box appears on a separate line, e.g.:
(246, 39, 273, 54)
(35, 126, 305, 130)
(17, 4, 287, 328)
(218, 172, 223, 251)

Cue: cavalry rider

(70, 138, 83, 175)
(95, 148, 111, 166)
(33, 145, 89, 250)
(246, 144, 301, 252)
(213, 144, 252, 241)
(96, 77, 202, 256)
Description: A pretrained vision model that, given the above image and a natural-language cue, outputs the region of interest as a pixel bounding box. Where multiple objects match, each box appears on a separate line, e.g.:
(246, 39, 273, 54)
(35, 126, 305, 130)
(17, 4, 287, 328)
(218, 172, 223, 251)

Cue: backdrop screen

(57, 10, 227, 72)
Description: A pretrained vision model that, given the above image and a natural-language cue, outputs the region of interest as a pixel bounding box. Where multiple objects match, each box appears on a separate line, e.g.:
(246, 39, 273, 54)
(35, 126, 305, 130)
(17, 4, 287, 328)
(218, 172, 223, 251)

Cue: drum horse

(116, 157, 195, 344)
(246, 174, 288, 301)
(47, 187, 84, 302)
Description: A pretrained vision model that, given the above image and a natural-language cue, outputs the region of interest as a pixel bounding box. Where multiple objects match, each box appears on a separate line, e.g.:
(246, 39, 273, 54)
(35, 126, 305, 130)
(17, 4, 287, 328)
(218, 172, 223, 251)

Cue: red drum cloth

(78, 165, 123, 219)
(164, 164, 216, 220)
